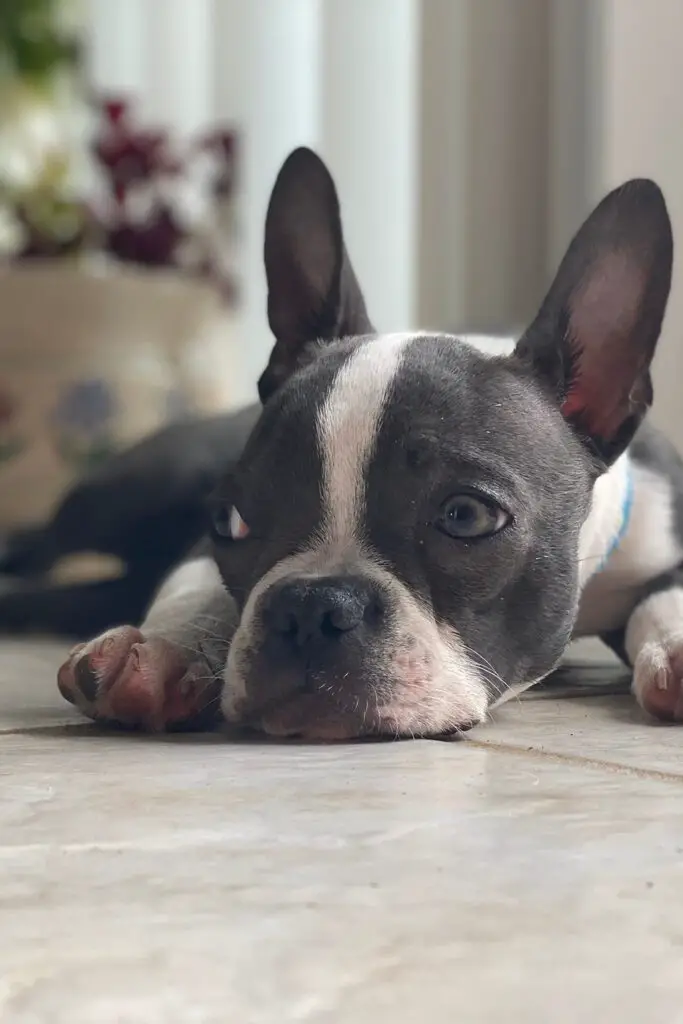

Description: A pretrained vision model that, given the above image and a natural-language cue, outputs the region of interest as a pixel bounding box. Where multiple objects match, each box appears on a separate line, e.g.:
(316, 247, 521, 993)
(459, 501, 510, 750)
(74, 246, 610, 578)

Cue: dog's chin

(231, 692, 484, 743)
(251, 695, 376, 742)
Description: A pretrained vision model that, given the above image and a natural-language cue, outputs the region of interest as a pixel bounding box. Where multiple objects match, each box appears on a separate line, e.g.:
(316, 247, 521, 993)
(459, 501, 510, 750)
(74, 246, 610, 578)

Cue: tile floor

(1, 637, 682, 1023)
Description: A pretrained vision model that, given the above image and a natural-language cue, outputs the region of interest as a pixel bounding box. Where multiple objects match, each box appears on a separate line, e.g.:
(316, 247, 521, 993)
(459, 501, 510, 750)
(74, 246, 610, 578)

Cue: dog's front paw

(632, 638, 683, 722)
(57, 626, 222, 731)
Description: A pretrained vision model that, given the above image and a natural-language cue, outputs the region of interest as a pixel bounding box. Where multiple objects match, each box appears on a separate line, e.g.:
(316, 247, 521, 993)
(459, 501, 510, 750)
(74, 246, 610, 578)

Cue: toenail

(74, 660, 100, 702)
(57, 670, 77, 705)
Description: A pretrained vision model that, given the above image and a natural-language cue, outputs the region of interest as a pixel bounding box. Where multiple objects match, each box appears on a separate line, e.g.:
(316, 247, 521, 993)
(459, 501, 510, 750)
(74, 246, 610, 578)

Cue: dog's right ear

(259, 147, 373, 403)
(513, 178, 673, 465)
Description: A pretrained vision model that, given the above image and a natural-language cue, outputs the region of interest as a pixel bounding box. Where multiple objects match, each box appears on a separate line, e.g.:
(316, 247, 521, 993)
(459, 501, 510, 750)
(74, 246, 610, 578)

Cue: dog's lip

(239, 692, 481, 742)
(244, 692, 377, 742)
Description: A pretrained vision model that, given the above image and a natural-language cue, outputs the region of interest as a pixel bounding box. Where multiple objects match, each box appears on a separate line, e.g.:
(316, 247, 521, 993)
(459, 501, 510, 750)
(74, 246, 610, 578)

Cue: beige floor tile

(478, 692, 683, 777)
(1, 640, 682, 1022)
(0, 639, 77, 732)
(0, 731, 682, 1021)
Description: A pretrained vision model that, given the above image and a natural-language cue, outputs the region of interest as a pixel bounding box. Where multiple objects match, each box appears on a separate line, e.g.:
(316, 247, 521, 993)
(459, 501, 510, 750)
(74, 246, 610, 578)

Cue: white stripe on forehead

(316, 333, 414, 544)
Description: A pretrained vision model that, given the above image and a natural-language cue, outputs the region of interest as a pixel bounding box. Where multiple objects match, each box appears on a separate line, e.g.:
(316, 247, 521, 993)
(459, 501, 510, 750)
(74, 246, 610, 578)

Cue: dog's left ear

(258, 147, 374, 403)
(514, 179, 673, 464)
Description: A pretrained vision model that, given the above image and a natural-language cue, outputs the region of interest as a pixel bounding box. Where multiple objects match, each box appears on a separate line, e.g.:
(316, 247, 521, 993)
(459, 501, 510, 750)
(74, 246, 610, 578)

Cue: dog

(4, 147, 683, 739)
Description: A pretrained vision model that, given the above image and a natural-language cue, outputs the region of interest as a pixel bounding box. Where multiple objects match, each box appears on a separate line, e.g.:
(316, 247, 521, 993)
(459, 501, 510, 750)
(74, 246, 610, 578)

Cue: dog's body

(5, 148, 683, 736)
(0, 406, 260, 636)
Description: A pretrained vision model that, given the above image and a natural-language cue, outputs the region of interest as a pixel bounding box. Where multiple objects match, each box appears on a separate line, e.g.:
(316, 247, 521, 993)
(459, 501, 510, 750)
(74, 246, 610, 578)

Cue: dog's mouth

(240, 691, 378, 741)
(238, 690, 481, 743)
(228, 653, 487, 742)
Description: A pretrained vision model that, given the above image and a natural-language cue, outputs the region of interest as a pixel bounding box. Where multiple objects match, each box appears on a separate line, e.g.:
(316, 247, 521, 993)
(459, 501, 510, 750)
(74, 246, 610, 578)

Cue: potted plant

(0, 0, 240, 530)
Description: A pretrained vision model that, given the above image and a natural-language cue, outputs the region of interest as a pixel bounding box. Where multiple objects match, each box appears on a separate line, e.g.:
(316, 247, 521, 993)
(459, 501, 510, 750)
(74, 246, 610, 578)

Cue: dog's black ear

(259, 147, 374, 403)
(514, 179, 673, 464)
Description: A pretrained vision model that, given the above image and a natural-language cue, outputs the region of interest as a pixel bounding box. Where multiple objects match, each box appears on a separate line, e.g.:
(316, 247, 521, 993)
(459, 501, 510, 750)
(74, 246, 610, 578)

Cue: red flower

(103, 99, 129, 126)
(94, 97, 171, 205)
(106, 205, 182, 267)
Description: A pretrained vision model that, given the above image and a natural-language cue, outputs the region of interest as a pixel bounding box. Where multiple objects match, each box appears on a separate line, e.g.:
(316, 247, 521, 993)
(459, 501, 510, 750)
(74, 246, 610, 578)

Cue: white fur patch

(606, 462, 682, 579)
(624, 587, 683, 709)
(576, 459, 682, 636)
(624, 587, 683, 663)
(316, 333, 412, 545)
(152, 557, 221, 603)
(143, 556, 234, 645)
(577, 454, 631, 589)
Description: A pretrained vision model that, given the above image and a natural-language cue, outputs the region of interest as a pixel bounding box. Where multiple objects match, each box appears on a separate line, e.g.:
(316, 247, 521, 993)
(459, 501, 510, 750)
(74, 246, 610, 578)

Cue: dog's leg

(56, 556, 236, 731)
(0, 573, 157, 638)
(617, 568, 683, 722)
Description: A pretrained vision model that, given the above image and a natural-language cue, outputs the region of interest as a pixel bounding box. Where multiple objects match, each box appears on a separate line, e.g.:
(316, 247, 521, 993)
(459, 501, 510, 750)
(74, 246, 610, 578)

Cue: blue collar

(596, 463, 634, 573)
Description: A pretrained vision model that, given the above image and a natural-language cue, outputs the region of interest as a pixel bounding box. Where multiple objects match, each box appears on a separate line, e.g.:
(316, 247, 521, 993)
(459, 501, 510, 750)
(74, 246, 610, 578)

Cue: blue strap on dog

(597, 464, 634, 572)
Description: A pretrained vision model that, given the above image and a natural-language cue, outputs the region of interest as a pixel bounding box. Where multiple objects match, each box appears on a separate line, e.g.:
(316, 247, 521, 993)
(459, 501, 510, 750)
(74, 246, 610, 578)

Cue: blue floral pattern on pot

(52, 378, 118, 468)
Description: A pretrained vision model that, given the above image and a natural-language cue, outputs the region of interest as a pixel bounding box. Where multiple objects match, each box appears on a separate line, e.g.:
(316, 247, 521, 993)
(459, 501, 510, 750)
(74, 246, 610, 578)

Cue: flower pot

(0, 262, 239, 529)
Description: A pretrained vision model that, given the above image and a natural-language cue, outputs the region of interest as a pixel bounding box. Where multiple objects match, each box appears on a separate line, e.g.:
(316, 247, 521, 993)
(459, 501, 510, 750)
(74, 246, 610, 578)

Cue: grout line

(466, 736, 683, 784)
(3, 712, 680, 784)
(0, 722, 232, 743)
(0, 722, 92, 737)
(522, 684, 631, 701)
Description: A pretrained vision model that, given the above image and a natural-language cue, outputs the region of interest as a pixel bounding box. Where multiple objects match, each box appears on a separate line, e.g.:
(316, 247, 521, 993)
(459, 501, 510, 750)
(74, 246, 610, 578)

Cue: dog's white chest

(575, 460, 682, 636)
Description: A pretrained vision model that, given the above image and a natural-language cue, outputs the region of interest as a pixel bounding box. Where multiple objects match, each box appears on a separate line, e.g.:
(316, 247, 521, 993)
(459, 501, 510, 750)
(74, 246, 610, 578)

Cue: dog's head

(211, 148, 673, 740)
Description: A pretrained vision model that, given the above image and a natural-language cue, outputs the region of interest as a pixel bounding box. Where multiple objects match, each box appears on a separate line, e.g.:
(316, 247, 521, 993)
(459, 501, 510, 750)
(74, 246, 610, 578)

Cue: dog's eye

(212, 505, 250, 541)
(437, 493, 510, 540)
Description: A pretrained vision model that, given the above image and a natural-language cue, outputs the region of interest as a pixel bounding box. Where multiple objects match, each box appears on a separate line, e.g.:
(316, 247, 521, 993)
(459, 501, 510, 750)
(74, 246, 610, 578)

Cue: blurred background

(1, 0, 683, 530)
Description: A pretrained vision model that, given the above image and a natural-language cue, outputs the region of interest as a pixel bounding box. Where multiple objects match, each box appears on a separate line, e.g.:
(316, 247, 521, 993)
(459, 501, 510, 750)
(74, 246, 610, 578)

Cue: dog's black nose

(264, 576, 380, 648)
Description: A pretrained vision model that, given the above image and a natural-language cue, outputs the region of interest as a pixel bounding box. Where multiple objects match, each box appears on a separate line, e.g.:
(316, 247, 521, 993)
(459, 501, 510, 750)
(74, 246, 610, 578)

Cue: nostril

(363, 598, 386, 627)
(282, 615, 298, 638)
(263, 576, 389, 648)
(320, 612, 340, 638)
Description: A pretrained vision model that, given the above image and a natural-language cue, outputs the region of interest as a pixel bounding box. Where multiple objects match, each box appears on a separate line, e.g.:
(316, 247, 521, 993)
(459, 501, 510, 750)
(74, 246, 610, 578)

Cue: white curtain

(85, 0, 583, 405)
(86, 0, 424, 401)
